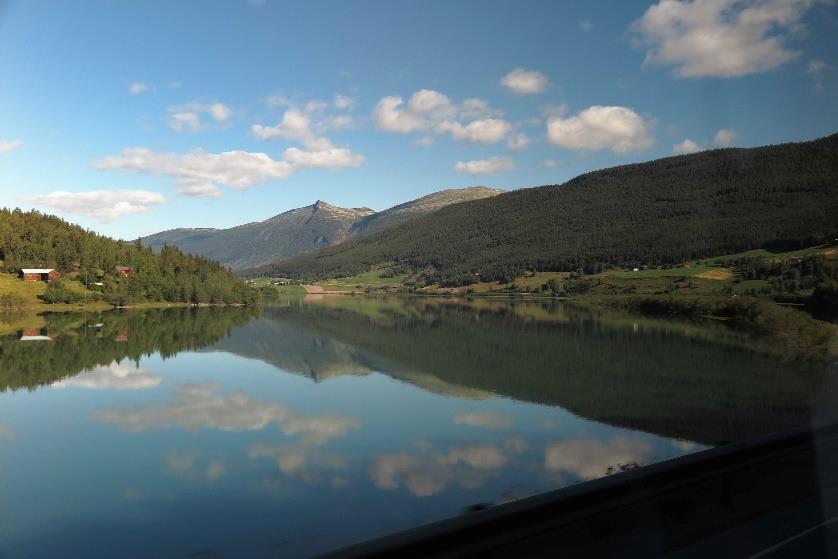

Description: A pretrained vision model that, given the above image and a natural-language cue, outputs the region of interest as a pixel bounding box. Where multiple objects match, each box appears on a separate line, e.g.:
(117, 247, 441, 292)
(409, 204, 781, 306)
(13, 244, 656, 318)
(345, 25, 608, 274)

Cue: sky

(1, 0, 836, 240)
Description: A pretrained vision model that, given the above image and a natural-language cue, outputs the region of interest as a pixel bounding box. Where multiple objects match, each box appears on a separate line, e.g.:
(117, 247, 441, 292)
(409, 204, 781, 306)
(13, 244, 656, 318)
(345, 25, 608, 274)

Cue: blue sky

(1, 0, 836, 239)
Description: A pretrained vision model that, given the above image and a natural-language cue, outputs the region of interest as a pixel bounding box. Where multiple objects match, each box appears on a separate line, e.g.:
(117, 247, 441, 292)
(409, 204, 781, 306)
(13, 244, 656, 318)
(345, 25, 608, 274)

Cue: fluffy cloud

(454, 156, 515, 175)
(438, 118, 512, 144)
(166, 451, 226, 481)
(373, 90, 454, 133)
(542, 159, 558, 168)
(18, 189, 166, 222)
(208, 102, 231, 122)
(0, 139, 22, 153)
(168, 102, 232, 132)
(453, 411, 513, 430)
(544, 436, 653, 480)
(807, 60, 827, 74)
(94, 144, 362, 197)
(546, 105, 654, 153)
(95, 383, 360, 442)
(579, 19, 593, 31)
(713, 128, 736, 146)
(52, 361, 162, 390)
(373, 89, 513, 144)
(334, 94, 354, 109)
(633, 0, 815, 78)
(507, 133, 531, 152)
(129, 82, 148, 95)
(673, 138, 702, 154)
(169, 112, 201, 132)
(371, 443, 510, 498)
(500, 68, 549, 95)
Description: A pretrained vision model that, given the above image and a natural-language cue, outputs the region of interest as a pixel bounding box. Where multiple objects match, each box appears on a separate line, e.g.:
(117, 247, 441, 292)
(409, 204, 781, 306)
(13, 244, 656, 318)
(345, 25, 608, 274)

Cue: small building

(114, 331, 129, 342)
(115, 266, 132, 278)
(19, 327, 54, 341)
(19, 268, 60, 282)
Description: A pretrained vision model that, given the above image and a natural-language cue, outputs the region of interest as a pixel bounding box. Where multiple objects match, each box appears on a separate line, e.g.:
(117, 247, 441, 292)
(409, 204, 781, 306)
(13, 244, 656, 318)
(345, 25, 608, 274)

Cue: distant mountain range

(258, 134, 838, 285)
(141, 186, 503, 270)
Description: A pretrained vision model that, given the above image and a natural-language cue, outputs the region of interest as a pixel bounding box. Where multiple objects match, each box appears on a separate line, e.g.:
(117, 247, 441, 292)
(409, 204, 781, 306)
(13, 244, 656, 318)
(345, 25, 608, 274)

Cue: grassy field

(0, 273, 99, 309)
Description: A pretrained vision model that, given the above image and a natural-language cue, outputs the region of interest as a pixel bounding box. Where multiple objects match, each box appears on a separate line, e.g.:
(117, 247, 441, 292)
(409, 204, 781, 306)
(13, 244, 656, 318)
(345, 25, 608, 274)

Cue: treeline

(253, 134, 838, 286)
(0, 209, 257, 305)
(732, 255, 838, 295)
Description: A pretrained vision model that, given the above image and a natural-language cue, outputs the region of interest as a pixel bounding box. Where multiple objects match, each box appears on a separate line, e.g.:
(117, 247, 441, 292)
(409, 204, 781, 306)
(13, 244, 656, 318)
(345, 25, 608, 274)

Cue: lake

(0, 296, 834, 558)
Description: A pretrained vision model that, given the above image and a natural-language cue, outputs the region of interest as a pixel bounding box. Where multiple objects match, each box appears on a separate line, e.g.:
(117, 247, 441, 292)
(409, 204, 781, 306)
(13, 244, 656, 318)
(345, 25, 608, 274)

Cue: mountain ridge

(141, 187, 503, 270)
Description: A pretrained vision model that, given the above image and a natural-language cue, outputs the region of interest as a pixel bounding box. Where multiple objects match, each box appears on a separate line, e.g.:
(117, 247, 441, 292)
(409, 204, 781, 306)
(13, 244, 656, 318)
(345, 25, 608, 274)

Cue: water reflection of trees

(0, 307, 256, 392)
(242, 297, 835, 445)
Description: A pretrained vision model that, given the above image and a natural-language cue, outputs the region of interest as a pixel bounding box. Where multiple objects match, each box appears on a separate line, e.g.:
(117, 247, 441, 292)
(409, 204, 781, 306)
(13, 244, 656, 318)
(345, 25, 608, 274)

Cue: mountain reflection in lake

(0, 297, 833, 558)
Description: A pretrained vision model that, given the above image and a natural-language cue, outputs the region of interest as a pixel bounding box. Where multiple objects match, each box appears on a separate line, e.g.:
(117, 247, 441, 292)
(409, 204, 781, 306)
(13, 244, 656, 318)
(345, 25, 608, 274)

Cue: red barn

(19, 268, 60, 282)
(115, 266, 132, 278)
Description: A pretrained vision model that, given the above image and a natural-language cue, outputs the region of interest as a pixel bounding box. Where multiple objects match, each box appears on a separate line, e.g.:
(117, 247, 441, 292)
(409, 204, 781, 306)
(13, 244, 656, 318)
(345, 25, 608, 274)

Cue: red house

(19, 268, 60, 282)
(115, 266, 132, 278)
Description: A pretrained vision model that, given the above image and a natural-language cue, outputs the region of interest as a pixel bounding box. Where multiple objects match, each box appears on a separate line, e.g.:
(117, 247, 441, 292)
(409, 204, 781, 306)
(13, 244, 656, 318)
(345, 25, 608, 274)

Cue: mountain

(255, 134, 838, 285)
(141, 187, 503, 271)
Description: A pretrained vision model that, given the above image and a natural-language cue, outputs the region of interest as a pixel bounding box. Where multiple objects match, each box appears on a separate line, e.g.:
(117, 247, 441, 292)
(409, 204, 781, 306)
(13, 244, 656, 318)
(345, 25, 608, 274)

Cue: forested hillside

(0, 209, 256, 305)
(256, 134, 838, 286)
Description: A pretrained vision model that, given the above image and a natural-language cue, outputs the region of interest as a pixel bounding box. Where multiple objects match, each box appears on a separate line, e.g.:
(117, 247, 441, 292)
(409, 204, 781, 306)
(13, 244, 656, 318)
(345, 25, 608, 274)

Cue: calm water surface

(0, 296, 833, 557)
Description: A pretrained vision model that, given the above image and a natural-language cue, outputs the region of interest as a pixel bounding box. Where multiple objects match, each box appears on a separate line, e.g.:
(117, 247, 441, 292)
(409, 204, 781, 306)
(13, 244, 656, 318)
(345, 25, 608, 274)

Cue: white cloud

(52, 361, 161, 390)
(166, 451, 226, 481)
(414, 136, 435, 147)
(453, 411, 513, 430)
(454, 156, 515, 175)
(169, 112, 201, 132)
(460, 98, 503, 120)
(168, 102, 232, 131)
(94, 144, 363, 197)
(208, 103, 231, 122)
(175, 180, 223, 198)
(252, 108, 315, 142)
(633, 0, 815, 78)
(0, 139, 23, 153)
(713, 128, 736, 146)
(546, 105, 655, 153)
(18, 189, 166, 222)
(373, 89, 513, 144)
(807, 59, 827, 74)
(673, 138, 702, 154)
(542, 159, 558, 168)
(372, 90, 453, 133)
(439, 118, 512, 144)
(579, 19, 593, 31)
(95, 383, 360, 442)
(545, 436, 653, 480)
(282, 146, 364, 169)
(334, 94, 354, 109)
(371, 443, 509, 498)
(507, 132, 531, 151)
(253, 102, 355, 149)
(319, 115, 354, 132)
(500, 68, 549, 95)
(129, 82, 148, 95)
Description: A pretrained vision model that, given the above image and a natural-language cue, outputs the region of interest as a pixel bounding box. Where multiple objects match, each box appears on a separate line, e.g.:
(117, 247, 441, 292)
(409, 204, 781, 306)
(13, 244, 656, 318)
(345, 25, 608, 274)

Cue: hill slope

(142, 187, 503, 271)
(0, 209, 254, 305)
(255, 134, 838, 285)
